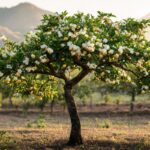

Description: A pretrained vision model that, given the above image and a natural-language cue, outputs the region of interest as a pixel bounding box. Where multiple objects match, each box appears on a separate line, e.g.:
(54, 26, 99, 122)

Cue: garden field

(0, 104, 150, 150)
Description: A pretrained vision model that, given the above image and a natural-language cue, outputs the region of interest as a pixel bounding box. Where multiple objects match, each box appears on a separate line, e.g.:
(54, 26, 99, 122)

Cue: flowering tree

(0, 11, 150, 145)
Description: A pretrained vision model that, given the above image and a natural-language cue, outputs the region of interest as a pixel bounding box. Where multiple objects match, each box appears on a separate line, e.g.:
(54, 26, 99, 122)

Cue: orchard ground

(0, 103, 150, 150)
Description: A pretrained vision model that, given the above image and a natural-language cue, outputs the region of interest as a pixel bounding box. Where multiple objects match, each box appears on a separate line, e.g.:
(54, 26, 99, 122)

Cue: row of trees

(0, 11, 150, 145)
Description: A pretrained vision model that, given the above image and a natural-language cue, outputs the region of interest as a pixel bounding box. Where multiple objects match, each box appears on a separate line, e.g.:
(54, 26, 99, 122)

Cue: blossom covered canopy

(0, 11, 150, 90)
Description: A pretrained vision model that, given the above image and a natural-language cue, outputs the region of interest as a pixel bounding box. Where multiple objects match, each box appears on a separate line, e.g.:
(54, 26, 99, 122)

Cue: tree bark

(50, 99, 55, 114)
(64, 84, 83, 145)
(130, 88, 135, 112)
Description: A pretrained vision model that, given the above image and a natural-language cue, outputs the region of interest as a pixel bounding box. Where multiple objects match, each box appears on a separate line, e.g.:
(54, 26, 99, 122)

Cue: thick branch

(47, 64, 67, 81)
(112, 63, 138, 77)
(73, 56, 89, 70)
(68, 69, 90, 87)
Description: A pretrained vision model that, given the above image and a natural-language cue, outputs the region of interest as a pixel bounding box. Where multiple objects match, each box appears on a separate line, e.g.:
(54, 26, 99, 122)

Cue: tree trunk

(64, 84, 83, 145)
(9, 95, 13, 108)
(130, 88, 135, 112)
(50, 99, 55, 114)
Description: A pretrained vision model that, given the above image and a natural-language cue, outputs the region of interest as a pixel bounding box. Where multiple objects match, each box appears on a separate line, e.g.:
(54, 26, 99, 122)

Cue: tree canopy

(0, 12, 150, 89)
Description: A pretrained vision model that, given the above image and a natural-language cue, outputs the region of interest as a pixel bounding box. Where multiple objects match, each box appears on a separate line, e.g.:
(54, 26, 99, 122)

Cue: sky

(0, 0, 150, 19)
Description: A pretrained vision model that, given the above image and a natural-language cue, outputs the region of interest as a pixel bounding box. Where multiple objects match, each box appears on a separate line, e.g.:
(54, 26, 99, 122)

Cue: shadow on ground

(47, 139, 150, 150)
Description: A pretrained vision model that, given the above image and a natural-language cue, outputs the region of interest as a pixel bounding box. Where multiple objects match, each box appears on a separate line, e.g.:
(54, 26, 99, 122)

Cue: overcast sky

(0, 0, 149, 19)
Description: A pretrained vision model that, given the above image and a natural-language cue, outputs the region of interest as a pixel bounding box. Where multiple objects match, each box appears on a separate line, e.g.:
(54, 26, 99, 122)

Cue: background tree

(0, 11, 150, 145)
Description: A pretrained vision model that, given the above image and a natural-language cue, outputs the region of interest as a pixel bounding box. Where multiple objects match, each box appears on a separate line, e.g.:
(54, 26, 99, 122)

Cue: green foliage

(0, 11, 150, 106)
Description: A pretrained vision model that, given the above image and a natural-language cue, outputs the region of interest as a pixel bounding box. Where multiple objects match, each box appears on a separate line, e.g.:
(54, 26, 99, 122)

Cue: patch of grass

(0, 131, 18, 149)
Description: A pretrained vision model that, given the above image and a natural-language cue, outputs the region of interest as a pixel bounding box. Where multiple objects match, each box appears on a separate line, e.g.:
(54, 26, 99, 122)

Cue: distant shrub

(26, 115, 47, 128)
(95, 118, 112, 128)
(116, 99, 120, 105)
(104, 94, 112, 104)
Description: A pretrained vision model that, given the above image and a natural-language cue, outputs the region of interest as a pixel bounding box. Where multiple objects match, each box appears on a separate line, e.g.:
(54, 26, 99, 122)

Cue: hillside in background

(143, 13, 150, 39)
(0, 2, 150, 41)
(0, 26, 21, 40)
(0, 2, 51, 41)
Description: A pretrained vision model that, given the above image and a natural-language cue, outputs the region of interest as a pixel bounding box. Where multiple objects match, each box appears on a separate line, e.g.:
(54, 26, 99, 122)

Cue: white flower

(99, 48, 107, 54)
(17, 69, 22, 74)
(26, 67, 37, 72)
(129, 48, 134, 54)
(144, 53, 148, 57)
(103, 38, 108, 43)
(40, 44, 47, 49)
(70, 23, 77, 31)
(82, 42, 95, 52)
(87, 62, 97, 69)
(131, 35, 137, 40)
(40, 58, 49, 63)
(2, 53, 7, 58)
(0, 71, 4, 77)
(67, 41, 73, 47)
(142, 85, 149, 90)
(6, 76, 11, 82)
(135, 52, 139, 56)
(35, 60, 40, 65)
(103, 44, 110, 50)
(68, 32, 76, 38)
(6, 64, 12, 69)
(46, 48, 53, 54)
(61, 43, 65, 47)
(13, 77, 18, 81)
(96, 42, 102, 47)
(78, 29, 86, 35)
(118, 46, 124, 54)
(31, 54, 36, 59)
(9, 51, 16, 57)
(109, 49, 114, 54)
(57, 31, 63, 37)
(81, 16, 85, 23)
(23, 57, 29, 65)
(144, 72, 149, 76)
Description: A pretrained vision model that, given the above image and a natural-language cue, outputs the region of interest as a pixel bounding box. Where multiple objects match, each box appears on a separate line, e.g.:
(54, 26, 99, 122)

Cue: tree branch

(112, 63, 139, 77)
(47, 64, 68, 81)
(68, 69, 90, 87)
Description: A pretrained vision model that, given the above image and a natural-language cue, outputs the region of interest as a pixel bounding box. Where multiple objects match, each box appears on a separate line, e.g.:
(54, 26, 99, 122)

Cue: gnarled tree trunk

(64, 84, 83, 145)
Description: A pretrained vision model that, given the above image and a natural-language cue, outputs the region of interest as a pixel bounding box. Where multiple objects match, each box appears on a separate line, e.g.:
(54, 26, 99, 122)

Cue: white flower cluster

(118, 46, 125, 54)
(68, 32, 77, 38)
(57, 30, 63, 37)
(6, 64, 12, 69)
(68, 42, 81, 56)
(82, 41, 95, 52)
(40, 44, 53, 54)
(142, 85, 149, 90)
(0, 71, 4, 77)
(70, 24, 77, 31)
(26, 66, 37, 72)
(1, 50, 16, 59)
(87, 62, 97, 69)
(16, 69, 22, 76)
(23, 57, 29, 65)
(40, 55, 49, 63)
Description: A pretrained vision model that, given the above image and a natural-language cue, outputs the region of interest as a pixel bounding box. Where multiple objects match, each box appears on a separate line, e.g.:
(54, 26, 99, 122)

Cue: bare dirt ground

(0, 104, 150, 150)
